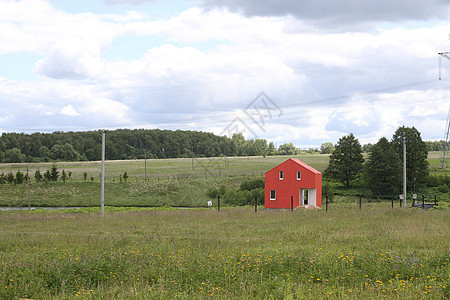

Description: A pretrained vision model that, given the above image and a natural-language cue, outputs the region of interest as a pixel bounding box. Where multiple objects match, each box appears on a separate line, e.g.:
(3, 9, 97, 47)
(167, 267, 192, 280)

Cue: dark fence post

(255, 196, 257, 213)
(434, 195, 437, 206)
(326, 196, 328, 212)
(218, 195, 220, 212)
(359, 195, 362, 210)
(391, 198, 394, 209)
(291, 196, 293, 212)
(422, 195, 425, 208)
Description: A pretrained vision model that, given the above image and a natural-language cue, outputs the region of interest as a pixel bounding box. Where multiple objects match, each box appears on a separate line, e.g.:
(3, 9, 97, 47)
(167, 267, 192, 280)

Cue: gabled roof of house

(265, 158, 322, 175)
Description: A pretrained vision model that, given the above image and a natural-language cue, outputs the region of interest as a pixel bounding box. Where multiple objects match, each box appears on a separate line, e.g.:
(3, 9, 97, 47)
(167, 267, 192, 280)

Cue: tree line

(324, 126, 447, 198)
(0, 129, 319, 163)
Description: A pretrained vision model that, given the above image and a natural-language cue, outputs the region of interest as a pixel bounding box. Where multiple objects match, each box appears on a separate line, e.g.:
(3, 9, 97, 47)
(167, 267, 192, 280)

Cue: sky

(0, 0, 449, 148)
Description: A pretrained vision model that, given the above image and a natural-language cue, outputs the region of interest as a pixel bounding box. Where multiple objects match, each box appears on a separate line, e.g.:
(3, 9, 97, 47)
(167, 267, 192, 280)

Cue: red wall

(265, 159, 322, 209)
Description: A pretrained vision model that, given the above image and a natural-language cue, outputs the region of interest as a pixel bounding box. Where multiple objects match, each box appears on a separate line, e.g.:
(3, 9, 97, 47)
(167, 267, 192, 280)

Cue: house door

(300, 189, 317, 206)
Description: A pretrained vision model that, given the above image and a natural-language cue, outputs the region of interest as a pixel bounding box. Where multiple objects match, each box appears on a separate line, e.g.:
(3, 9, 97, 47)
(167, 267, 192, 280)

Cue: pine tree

(364, 137, 402, 197)
(50, 164, 59, 181)
(391, 126, 429, 190)
(324, 133, 364, 188)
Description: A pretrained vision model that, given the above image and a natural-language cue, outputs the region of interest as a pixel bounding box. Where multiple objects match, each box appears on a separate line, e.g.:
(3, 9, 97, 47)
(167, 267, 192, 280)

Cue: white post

(101, 131, 105, 216)
(403, 136, 407, 208)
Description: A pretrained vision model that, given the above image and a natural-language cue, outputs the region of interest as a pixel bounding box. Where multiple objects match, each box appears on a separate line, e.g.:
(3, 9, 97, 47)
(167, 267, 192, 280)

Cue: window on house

(270, 190, 276, 200)
(297, 170, 301, 180)
(279, 170, 283, 180)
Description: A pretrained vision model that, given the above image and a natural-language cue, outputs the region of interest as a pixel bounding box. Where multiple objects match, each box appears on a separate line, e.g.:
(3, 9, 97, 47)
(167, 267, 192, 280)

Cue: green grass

(0, 154, 330, 181)
(0, 152, 447, 208)
(0, 155, 329, 208)
(0, 204, 448, 299)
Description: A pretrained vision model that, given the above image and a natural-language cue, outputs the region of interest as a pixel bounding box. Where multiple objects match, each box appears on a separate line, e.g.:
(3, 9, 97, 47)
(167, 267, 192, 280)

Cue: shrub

(240, 178, 264, 191)
(223, 189, 248, 206)
(207, 185, 227, 199)
(437, 184, 449, 193)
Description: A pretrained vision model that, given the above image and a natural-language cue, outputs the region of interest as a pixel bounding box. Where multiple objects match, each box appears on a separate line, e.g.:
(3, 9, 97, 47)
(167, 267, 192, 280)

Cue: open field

(0, 154, 330, 181)
(0, 204, 448, 299)
(0, 152, 447, 208)
(0, 154, 330, 208)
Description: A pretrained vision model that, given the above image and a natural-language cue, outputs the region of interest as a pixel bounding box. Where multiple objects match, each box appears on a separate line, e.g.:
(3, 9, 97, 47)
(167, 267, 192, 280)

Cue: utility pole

(27, 166, 30, 210)
(403, 136, 407, 208)
(101, 130, 105, 216)
(144, 147, 147, 182)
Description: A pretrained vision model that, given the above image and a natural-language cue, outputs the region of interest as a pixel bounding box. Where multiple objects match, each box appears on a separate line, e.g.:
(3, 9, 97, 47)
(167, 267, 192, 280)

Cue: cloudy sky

(0, 0, 449, 147)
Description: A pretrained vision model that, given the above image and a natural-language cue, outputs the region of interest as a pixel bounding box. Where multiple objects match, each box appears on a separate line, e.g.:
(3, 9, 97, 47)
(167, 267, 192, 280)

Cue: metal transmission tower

(438, 52, 450, 80)
(441, 105, 450, 168)
(438, 52, 450, 168)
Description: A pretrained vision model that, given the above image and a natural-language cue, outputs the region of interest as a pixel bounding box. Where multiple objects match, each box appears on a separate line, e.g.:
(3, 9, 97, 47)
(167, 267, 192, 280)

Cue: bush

(207, 185, 227, 199)
(223, 189, 249, 206)
(437, 184, 449, 193)
(240, 178, 264, 191)
(322, 181, 335, 203)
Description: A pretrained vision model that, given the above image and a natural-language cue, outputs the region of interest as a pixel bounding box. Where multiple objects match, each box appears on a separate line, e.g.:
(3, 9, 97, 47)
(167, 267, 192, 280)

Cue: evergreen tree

(44, 170, 51, 182)
(15, 171, 25, 184)
(324, 133, 364, 188)
(34, 170, 43, 182)
(50, 164, 59, 181)
(6, 172, 14, 184)
(61, 170, 67, 183)
(364, 137, 402, 197)
(391, 126, 429, 190)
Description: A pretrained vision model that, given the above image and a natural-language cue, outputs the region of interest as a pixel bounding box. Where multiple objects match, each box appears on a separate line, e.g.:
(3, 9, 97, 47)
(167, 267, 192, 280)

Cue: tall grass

(0, 204, 448, 299)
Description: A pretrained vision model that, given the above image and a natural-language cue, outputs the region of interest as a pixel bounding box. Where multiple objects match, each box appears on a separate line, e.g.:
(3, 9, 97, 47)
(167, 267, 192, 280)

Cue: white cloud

(0, 0, 448, 147)
(60, 104, 81, 117)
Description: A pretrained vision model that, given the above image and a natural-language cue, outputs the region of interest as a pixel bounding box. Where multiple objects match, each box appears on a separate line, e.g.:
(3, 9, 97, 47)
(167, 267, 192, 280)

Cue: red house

(265, 158, 322, 209)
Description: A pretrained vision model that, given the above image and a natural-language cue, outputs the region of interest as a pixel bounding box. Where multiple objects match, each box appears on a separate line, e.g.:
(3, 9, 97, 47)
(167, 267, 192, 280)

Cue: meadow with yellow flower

(0, 203, 448, 299)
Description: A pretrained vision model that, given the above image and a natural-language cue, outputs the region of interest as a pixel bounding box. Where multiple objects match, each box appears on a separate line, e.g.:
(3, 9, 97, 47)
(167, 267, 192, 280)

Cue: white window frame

(270, 190, 276, 200)
(279, 170, 284, 180)
(297, 170, 301, 180)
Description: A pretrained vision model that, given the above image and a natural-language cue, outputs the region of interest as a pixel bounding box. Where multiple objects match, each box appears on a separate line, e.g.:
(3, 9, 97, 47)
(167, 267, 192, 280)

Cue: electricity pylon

(438, 52, 450, 80)
(441, 105, 450, 168)
(438, 52, 450, 168)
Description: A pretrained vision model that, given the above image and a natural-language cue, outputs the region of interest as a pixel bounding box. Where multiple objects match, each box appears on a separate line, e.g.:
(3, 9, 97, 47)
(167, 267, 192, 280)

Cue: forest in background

(0, 129, 294, 163)
(0, 129, 447, 163)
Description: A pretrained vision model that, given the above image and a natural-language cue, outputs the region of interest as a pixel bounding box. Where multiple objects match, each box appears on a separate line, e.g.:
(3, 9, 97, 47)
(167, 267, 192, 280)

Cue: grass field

(0, 204, 448, 299)
(0, 154, 448, 299)
(0, 152, 447, 208)
(0, 154, 330, 208)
